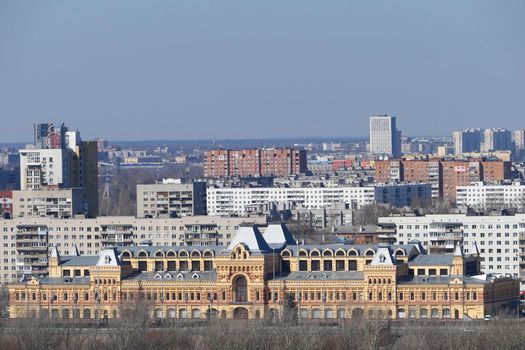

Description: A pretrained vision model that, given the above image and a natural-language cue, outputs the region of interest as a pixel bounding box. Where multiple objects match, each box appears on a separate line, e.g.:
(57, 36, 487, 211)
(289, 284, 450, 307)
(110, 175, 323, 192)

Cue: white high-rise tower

(369, 115, 401, 158)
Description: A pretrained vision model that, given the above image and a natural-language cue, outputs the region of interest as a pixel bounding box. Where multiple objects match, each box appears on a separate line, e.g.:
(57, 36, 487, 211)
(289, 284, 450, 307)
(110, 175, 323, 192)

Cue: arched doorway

(454, 309, 460, 319)
(233, 275, 248, 302)
(233, 307, 249, 320)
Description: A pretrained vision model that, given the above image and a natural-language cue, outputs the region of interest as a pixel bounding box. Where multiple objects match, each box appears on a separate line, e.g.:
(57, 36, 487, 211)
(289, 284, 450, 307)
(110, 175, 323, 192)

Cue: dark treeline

(0, 318, 523, 350)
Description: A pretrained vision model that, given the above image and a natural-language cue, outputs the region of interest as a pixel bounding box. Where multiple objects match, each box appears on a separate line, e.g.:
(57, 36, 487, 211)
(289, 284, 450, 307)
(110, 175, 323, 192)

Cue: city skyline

(1, 1, 524, 142)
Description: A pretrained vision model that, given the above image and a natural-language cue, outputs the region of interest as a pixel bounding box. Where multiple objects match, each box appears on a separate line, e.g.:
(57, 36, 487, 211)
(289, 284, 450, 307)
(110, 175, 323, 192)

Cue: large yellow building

(8, 223, 519, 321)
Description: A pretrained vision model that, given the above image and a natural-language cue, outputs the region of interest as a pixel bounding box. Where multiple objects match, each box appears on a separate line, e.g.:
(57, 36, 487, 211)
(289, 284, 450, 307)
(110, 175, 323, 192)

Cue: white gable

(263, 223, 297, 247)
(226, 225, 271, 253)
(97, 248, 120, 266)
(370, 247, 396, 266)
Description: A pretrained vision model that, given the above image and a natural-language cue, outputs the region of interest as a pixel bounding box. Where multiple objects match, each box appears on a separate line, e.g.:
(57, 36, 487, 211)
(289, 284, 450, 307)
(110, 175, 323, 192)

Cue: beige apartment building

(12, 188, 85, 218)
(136, 181, 207, 218)
(0, 215, 266, 285)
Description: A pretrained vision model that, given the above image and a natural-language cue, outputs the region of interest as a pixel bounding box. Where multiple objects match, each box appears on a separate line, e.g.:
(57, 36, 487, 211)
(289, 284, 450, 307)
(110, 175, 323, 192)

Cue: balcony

(229, 301, 253, 306)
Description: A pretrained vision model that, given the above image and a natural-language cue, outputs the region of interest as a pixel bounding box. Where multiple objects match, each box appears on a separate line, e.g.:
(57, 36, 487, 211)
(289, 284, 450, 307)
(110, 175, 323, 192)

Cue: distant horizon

(1, 133, 455, 148)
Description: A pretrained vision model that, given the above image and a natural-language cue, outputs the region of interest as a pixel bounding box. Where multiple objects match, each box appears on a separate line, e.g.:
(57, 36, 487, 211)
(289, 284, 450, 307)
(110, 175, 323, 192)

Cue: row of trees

(0, 316, 523, 350)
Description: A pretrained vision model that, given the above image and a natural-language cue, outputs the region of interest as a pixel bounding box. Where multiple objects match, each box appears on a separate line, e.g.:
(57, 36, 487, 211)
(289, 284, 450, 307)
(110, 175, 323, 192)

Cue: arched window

(83, 309, 91, 319)
(395, 249, 405, 256)
(234, 276, 248, 302)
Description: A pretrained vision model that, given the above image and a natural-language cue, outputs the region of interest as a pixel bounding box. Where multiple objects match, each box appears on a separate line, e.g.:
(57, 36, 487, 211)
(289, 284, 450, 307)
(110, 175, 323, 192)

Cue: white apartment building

(378, 213, 525, 291)
(0, 215, 266, 285)
(369, 115, 401, 157)
(207, 184, 431, 216)
(19, 148, 70, 190)
(456, 181, 525, 211)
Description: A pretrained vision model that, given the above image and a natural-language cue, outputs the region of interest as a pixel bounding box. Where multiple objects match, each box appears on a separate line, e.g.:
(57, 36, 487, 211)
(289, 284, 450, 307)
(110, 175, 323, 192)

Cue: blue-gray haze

(0, 1, 524, 142)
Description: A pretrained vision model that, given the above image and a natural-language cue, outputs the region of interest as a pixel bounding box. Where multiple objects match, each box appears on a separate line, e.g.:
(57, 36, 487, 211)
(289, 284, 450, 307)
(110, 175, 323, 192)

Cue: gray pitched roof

(60, 255, 99, 266)
(407, 255, 454, 266)
(272, 271, 364, 281)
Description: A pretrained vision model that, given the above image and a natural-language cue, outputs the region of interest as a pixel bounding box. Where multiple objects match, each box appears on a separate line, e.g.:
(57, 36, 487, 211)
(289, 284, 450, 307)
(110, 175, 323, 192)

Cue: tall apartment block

(204, 148, 307, 177)
(137, 180, 207, 218)
(375, 158, 511, 203)
(453, 128, 483, 156)
(482, 128, 512, 153)
(369, 115, 401, 158)
(17, 123, 98, 217)
(453, 128, 513, 156)
(512, 129, 525, 160)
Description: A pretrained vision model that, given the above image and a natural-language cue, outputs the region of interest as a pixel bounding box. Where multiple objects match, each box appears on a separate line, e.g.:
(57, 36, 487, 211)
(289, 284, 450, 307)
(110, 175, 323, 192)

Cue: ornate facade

(9, 223, 519, 321)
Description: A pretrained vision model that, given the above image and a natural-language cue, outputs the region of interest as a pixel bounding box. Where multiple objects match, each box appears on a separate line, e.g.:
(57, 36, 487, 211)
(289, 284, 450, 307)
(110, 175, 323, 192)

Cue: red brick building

(332, 159, 354, 171)
(204, 148, 307, 177)
(374, 159, 510, 203)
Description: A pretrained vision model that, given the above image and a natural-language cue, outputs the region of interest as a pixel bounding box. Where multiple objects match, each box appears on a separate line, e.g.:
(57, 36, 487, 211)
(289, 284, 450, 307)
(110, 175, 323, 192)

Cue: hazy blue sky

(1, 1, 524, 142)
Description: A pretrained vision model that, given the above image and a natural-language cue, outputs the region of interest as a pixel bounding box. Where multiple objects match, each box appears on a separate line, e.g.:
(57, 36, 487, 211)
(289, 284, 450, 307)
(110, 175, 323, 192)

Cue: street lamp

(184, 292, 188, 323)
(73, 292, 78, 321)
(322, 292, 327, 323)
(297, 290, 302, 324)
